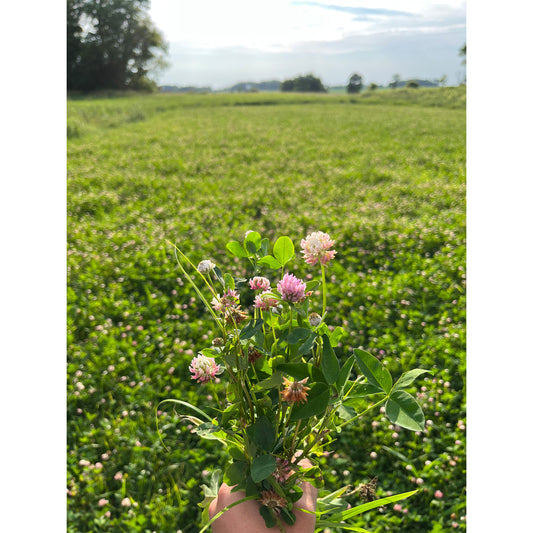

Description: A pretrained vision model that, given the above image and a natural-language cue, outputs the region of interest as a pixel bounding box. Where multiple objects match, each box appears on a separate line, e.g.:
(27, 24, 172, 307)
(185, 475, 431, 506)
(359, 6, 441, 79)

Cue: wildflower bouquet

(161, 231, 429, 532)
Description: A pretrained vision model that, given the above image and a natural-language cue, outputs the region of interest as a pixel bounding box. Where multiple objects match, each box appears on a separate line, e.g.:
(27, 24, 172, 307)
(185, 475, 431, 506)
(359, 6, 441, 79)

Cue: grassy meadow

(67, 87, 466, 533)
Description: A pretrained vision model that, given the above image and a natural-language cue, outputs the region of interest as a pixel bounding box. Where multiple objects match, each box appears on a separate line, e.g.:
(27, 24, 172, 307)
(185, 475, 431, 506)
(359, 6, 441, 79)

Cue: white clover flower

(309, 312, 322, 327)
(197, 260, 216, 273)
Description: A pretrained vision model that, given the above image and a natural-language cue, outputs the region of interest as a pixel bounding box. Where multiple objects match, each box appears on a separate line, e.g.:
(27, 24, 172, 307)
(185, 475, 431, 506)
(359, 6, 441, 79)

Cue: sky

(148, 0, 466, 89)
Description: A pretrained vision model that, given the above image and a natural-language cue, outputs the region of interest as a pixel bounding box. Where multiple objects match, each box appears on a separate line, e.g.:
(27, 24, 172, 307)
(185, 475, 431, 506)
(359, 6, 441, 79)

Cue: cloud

(160, 20, 466, 89)
(291, 1, 415, 19)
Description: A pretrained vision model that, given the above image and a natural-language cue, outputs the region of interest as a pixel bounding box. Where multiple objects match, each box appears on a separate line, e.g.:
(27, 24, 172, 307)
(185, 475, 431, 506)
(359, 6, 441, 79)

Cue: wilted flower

(247, 346, 263, 364)
(277, 273, 306, 303)
(189, 354, 221, 383)
(309, 312, 322, 327)
(357, 477, 378, 502)
(224, 306, 248, 325)
(260, 489, 288, 515)
(281, 377, 310, 404)
(249, 276, 271, 291)
(197, 259, 216, 273)
(272, 458, 291, 484)
(300, 231, 336, 266)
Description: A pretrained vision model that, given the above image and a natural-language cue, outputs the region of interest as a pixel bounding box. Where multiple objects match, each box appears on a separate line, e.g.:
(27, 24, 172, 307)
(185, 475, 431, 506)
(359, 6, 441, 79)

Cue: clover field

(67, 87, 466, 533)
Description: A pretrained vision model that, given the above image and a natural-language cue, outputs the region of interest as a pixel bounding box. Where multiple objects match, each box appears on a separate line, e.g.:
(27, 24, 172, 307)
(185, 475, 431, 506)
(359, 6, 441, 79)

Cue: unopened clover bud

(309, 313, 322, 327)
(197, 260, 215, 273)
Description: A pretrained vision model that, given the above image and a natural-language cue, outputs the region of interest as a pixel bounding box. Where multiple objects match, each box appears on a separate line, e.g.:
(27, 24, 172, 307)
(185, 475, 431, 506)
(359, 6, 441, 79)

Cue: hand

(208, 469, 317, 533)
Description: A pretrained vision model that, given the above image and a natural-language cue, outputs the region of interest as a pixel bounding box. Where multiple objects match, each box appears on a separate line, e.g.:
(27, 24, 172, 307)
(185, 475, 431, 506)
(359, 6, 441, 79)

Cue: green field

(67, 87, 466, 533)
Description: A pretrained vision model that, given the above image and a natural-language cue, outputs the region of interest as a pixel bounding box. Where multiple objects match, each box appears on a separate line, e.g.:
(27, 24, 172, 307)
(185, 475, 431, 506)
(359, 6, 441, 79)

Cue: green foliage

(347, 73, 363, 94)
(67, 0, 168, 91)
(281, 74, 327, 93)
(67, 90, 465, 532)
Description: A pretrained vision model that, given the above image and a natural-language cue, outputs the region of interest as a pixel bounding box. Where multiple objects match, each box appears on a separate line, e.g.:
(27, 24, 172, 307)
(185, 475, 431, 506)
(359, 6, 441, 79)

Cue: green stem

(275, 517, 287, 533)
(166, 240, 224, 334)
(290, 419, 302, 456)
(337, 395, 389, 430)
(198, 495, 257, 533)
(321, 264, 327, 317)
(289, 306, 293, 334)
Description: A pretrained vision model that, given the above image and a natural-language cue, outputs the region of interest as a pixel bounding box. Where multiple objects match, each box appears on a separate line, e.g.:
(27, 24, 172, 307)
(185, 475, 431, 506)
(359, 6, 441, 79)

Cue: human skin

(208, 471, 317, 533)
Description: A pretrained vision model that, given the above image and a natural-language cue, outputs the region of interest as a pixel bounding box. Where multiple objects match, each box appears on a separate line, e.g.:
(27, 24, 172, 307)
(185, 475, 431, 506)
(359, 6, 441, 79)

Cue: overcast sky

(148, 0, 466, 89)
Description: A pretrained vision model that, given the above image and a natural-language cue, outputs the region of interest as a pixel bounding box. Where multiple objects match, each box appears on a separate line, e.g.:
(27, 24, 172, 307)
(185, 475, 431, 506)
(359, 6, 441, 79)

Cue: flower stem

(337, 395, 388, 429)
(321, 264, 327, 317)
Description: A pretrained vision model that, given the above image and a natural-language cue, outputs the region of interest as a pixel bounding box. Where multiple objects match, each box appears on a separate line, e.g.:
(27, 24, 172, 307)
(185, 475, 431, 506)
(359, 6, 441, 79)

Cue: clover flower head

(277, 273, 306, 303)
(247, 346, 263, 364)
(273, 458, 291, 484)
(189, 354, 221, 383)
(300, 231, 336, 266)
(197, 259, 216, 273)
(281, 376, 310, 404)
(249, 276, 271, 291)
(224, 306, 248, 325)
(211, 289, 239, 311)
(309, 312, 322, 327)
(260, 489, 288, 515)
(254, 291, 279, 311)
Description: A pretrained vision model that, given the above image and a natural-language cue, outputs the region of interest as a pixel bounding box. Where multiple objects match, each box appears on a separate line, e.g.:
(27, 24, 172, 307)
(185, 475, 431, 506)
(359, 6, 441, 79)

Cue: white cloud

(149, 0, 465, 88)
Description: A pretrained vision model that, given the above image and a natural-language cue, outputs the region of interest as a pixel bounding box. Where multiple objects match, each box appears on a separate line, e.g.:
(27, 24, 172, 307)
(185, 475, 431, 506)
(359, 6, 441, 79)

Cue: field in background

(67, 87, 466, 533)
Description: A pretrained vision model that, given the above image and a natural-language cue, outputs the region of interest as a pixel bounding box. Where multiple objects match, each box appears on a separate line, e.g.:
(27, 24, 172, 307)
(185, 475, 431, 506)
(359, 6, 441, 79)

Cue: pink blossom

(114, 472, 123, 481)
(435, 490, 444, 499)
(189, 354, 221, 383)
(98, 498, 109, 507)
(254, 292, 279, 311)
(211, 289, 239, 311)
(249, 276, 271, 291)
(277, 273, 306, 303)
(121, 497, 131, 507)
(393, 504, 403, 512)
(300, 231, 336, 266)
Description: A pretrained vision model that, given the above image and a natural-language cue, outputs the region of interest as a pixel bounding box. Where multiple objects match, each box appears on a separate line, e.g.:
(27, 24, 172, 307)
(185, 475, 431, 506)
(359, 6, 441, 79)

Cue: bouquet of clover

(160, 231, 429, 533)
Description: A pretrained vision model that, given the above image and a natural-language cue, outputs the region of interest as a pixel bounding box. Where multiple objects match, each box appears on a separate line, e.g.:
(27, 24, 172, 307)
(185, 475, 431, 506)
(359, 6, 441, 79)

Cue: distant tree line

(280, 74, 327, 93)
(67, 0, 168, 92)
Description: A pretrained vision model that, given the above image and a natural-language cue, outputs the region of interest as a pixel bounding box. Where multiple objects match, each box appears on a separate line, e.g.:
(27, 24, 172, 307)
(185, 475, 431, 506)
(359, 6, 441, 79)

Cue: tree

(459, 43, 466, 65)
(347, 73, 363, 94)
(406, 80, 419, 89)
(67, 0, 168, 91)
(280, 74, 327, 93)
(368, 82, 379, 91)
(388, 73, 401, 89)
